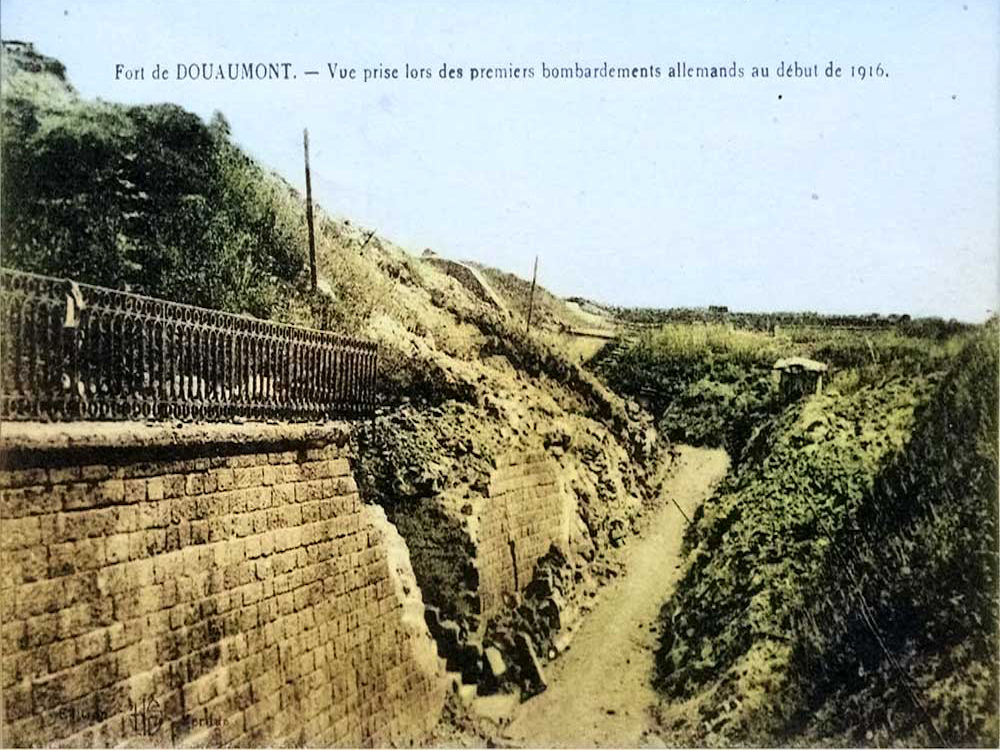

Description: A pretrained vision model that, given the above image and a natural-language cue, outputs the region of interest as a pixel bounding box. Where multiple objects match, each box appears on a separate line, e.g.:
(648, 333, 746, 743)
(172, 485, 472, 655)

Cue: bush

(649, 325, 996, 746)
(591, 324, 783, 456)
(786, 329, 999, 746)
(1, 49, 325, 325)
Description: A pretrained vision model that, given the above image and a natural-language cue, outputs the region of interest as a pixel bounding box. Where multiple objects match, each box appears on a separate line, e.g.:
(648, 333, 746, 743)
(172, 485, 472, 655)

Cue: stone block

(163, 474, 186, 499)
(233, 467, 263, 489)
(484, 646, 507, 680)
(0, 468, 48, 490)
(146, 477, 165, 501)
(47, 638, 78, 673)
(17, 577, 64, 618)
(212, 469, 235, 492)
(4, 486, 62, 517)
(2, 516, 42, 549)
(185, 475, 204, 496)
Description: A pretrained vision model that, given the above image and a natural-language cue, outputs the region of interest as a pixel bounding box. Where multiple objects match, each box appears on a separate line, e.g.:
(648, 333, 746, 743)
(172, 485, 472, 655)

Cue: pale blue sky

(3, 0, 998, 320)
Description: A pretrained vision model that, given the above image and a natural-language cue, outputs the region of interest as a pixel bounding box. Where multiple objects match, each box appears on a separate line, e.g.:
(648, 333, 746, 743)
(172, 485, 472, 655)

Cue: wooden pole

(525, 255, 538, 334)
(303, 128, 317, 291)
(358, 229, 376, 254)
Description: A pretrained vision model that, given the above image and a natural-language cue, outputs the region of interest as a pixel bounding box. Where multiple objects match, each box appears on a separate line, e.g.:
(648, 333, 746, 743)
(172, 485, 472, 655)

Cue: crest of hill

(469, 261, 612, 334)
(1, 40, 75, 102)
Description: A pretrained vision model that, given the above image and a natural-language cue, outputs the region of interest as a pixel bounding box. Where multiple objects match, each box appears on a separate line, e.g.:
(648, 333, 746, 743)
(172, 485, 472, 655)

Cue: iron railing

(0, 268, 377, 421)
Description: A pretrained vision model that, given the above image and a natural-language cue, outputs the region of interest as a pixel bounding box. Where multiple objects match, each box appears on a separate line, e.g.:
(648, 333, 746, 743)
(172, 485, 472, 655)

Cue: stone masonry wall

(476, 451, 566, 617)
(0, 424, 446, 748)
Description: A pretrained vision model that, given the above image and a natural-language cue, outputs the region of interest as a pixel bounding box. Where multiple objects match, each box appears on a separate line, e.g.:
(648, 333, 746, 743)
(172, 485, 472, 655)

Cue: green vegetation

(474, 263, 597, 333)
(592, 323, 965, 462)
(786, 329, 998, 745)
(590, 325, 780, 460)
(4, 43, 994, 744)
(0, 42, 353, 330)
(614, 321, 999, 745)
(574, 299, 973, 337)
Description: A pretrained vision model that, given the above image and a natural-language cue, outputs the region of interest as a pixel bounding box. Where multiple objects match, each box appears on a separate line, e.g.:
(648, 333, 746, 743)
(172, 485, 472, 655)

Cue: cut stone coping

(0, 420, 353, 452)
(772, 357, 828, 372)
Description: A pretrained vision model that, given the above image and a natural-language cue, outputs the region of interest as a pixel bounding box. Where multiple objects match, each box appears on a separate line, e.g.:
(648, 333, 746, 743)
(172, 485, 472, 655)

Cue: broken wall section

(476, 451, 567, 618)
(353, 395, 667, 695)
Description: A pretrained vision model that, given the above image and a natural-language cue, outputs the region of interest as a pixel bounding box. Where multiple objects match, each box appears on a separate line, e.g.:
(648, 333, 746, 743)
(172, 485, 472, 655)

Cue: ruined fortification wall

(390, 448, 570, 627)
(0, 423, 445, 748)
(476, 451, 567, 617)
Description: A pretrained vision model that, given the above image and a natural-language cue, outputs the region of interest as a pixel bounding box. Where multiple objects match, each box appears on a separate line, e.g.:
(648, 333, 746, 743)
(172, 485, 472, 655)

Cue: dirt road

(504, 446, 729, 747)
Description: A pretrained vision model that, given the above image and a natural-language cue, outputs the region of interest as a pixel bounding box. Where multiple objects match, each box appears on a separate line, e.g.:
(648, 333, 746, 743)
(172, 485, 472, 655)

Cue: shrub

(0, 48, 340, 327)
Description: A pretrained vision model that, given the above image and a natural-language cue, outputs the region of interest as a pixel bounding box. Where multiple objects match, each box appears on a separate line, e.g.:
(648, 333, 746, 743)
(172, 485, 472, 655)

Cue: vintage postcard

(1, 1, 997, 747)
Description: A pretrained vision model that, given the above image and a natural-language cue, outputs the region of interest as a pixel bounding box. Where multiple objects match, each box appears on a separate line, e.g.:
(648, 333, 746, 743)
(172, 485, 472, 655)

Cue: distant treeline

(567, 299, 975, 338)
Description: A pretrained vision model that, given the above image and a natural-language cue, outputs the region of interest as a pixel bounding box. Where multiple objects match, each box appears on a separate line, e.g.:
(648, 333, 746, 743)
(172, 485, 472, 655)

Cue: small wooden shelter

(773, 356, 828, 403)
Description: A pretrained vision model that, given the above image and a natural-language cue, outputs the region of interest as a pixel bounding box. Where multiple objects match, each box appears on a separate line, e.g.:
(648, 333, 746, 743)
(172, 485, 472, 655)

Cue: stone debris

(514, 632, 547, 696)
(470, 693, 520, 727)
(485, 647, 507, 679)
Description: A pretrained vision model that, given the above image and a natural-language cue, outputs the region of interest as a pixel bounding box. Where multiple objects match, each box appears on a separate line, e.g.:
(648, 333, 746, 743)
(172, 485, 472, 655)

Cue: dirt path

(504, 446, 729, 748)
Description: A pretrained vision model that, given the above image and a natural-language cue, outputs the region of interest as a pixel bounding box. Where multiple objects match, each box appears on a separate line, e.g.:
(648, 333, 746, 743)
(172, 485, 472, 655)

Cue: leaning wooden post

(303, 128, 317, 291)
(525, 255, 538, 334)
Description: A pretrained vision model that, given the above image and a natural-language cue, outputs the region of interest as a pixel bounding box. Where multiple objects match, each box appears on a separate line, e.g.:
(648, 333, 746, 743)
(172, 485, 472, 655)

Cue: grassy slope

(591, 324, 967, 460)
(639, 327, 998, 746)
(473, 263, 598, 333)
(590, 324, 783, 457)
(786, 329, 998, 746)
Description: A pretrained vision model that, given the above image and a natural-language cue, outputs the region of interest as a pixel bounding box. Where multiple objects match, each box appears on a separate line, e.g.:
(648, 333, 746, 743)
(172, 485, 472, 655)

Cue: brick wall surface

(476, 451, 566, 617)
(0, 435, 445, 748)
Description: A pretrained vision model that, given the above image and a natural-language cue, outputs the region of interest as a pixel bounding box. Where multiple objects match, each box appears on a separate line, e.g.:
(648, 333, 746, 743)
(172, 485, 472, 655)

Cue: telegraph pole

(303, 128, 317, 290)
(525, 255, 538, 334)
